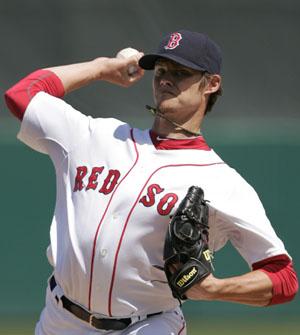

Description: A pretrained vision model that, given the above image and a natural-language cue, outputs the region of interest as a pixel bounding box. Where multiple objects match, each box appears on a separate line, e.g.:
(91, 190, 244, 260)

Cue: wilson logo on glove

(176, 267, 198, 288)
(203, 249, 213, 262)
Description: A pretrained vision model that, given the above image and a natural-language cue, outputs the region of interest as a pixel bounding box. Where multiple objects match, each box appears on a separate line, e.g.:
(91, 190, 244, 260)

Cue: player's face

(152, 59, 205, 120)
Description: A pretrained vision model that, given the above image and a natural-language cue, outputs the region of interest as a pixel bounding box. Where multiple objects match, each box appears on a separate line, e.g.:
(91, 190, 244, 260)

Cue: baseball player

(4, 30, 298, 335)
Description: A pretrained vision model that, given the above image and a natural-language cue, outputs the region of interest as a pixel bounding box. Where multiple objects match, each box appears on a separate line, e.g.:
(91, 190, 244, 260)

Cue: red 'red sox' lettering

(140, 184, 179, 216)
(74, 168, 178, 215)
(157, 193, 178, 215)
(139, 184, 164, 207)
(73, 166, 121, 195)
(99, 169, 121, 195)
(86, 167, 104, 190)
(73, 166, 88, 191)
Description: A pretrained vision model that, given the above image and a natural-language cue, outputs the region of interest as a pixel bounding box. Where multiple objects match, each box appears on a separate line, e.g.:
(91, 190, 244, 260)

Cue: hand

(96, 52, 145, 87)
(185, 273, 219, 301)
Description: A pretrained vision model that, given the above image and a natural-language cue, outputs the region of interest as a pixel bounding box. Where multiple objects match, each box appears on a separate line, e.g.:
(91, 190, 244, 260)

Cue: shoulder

(90, 117, 132, 139)
(197, 151, 262, 208)
(29, 92, 132, 134)
(204, 149, 251, 188)
(91, 116, 130, 129)
(208, 162, 266, 219)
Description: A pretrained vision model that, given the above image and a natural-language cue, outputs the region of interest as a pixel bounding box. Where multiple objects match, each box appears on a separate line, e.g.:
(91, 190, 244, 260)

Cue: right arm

(4, 52, 144, 119)
(47, 53, 145, 94)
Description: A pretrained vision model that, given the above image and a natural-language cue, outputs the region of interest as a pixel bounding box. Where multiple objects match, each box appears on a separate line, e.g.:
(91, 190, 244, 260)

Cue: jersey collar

(149, 130, 211, 151)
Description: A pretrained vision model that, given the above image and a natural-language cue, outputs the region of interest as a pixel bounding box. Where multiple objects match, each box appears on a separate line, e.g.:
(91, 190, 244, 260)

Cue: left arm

(188, 171, 299, 307)
(186, 254, 298, 306)
(187, 270, 272, 306)
(164, 175, 298, 306)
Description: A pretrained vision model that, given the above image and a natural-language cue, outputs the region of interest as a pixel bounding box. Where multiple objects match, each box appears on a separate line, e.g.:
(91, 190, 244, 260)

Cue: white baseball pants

(35, 287, 186, 335)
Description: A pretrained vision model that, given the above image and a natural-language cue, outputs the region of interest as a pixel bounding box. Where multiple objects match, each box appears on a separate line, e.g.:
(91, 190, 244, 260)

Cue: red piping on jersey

(178, 322, 186, 335)
(107, 137, 224, 315)
(88, 128, 139, 311)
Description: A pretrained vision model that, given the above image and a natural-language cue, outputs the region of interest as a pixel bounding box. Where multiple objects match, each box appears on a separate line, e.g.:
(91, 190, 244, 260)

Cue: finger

(127, 68, 145, 84)
(126, 53, 144, 76)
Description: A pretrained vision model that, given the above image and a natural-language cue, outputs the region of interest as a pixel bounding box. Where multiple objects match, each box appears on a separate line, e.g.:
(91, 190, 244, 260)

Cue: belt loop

(53, 283, 64, 300)
(89, 314, 95, 326)
(49, 276, 64, 305)
(130, 316, 139, 324)
(131, 314, 147, 325)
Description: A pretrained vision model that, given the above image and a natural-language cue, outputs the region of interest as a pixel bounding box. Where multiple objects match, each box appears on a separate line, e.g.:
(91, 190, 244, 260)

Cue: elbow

(253, 254, 299, 306)
(4, 87, 24, 120)
(267, 288, 298, 306)
(4, 69, 65, 121)
(4, 88, 13, 108)
(266, 264, 299, 306)
(288, 275, 299, 302)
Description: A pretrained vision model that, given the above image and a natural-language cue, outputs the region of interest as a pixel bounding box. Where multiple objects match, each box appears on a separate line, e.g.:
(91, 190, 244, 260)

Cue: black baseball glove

(163, 186, 213, 300)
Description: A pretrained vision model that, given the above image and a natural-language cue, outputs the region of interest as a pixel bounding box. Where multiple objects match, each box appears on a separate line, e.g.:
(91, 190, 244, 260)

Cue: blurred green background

(1, 0, 299, 334)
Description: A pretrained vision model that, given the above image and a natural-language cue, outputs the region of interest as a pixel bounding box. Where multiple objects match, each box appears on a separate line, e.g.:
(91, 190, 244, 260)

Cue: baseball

(116, 47, 140, 75)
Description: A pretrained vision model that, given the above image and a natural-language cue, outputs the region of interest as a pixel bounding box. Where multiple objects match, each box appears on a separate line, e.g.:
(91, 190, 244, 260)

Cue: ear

(204, 75, 221, 95)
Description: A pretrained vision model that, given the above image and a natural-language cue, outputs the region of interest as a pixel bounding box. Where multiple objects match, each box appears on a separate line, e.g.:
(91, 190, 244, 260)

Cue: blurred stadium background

(0, 0, 299, 334)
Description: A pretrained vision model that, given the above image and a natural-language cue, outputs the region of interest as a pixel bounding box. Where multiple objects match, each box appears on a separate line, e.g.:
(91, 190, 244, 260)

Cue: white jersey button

(100, 249, 107, 257)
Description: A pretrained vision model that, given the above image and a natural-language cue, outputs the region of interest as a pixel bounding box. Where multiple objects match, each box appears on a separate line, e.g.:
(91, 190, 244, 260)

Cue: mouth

(157, 88, 177, 98)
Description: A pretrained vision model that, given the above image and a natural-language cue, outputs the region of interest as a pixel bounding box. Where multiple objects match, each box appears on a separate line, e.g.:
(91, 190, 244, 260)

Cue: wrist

(91, 57, 111, 81)
(201, 275, 221, 299)
(186, 274, 221, 300)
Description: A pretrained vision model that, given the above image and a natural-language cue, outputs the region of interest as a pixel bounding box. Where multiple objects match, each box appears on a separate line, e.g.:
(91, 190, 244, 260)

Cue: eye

(173, 70, 191, 78)
(154, 66, 166, 77)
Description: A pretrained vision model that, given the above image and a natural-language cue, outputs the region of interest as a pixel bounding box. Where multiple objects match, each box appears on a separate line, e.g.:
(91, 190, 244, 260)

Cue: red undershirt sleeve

(252, 254, 298, 305)
(4, 69, 65, 121)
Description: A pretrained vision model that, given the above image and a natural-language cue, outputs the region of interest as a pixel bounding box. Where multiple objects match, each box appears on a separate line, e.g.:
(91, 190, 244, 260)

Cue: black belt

(49, 275, 162, 331)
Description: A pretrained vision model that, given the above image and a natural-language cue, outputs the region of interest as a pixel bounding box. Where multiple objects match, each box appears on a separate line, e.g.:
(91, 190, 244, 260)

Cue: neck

(148, 106, 203, 139)
(151, 118, 201, 139)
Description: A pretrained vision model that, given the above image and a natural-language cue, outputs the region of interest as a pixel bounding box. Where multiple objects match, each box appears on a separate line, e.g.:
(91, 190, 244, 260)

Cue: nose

(158, 71, 174, 87)
(159, 78, 173, 87)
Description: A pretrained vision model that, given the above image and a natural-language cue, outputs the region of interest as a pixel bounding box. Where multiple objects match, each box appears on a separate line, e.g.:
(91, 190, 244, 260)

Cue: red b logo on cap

(164, 32, 182, 50)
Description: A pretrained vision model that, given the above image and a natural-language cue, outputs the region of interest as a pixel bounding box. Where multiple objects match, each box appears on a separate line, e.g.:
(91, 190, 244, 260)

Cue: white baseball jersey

(18, 92, 288, 317)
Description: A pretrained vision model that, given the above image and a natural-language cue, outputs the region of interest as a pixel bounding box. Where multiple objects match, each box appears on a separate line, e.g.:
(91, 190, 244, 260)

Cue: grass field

(1, 318, 299, 335)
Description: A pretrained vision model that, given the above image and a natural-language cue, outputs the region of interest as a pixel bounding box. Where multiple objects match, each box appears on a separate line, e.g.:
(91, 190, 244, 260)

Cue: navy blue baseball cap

(139, 30, 222, 74)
